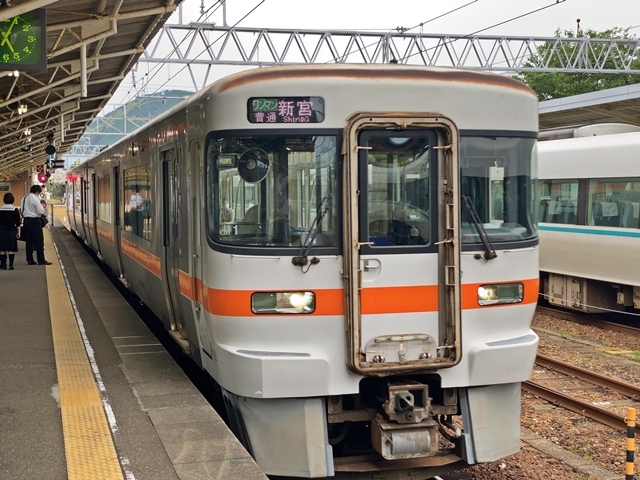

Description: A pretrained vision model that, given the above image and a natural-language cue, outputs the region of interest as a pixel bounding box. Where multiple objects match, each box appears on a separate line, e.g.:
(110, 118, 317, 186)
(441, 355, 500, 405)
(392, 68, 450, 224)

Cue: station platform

(0, 206, 267, 480)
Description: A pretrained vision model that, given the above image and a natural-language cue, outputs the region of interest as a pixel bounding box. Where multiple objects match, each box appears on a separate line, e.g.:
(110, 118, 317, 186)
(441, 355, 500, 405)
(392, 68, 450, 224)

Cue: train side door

(113, 166, 126, 278)
(79, 176, 89, 241)
(91, 173, 102, 256)
(162, 148, 190, 352)
(343, 114, 461, 375)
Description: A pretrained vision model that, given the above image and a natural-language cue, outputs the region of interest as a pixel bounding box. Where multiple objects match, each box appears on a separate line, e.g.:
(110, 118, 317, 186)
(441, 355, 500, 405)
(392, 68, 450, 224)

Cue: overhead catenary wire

(117, 0, 268, 110)
(326, 0, 479, 63)
(119, 0, 225, 105)
(397, 0, 567, 63)
(325, 0, 566, 64)
(114, 0, 572, 112)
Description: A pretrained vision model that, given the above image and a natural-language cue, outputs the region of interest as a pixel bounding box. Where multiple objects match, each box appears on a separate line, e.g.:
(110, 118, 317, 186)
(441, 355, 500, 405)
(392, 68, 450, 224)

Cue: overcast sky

(104, 0, 640, 112)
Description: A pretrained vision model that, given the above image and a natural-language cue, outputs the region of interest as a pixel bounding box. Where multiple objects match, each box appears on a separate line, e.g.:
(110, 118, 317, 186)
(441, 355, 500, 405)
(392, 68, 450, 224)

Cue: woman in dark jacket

(0, 192, 21, 270)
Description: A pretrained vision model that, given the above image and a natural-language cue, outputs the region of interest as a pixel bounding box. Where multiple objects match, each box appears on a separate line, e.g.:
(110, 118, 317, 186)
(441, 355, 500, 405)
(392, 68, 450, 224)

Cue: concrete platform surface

(0, 221, 267, 480)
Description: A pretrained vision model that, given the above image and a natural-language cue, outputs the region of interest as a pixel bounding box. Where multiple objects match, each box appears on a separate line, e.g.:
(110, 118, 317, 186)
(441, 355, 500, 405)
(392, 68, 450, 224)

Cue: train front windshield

(207, 134, 339, 248)
(207, 133, 536, 249)
(460, 136, 537, 244)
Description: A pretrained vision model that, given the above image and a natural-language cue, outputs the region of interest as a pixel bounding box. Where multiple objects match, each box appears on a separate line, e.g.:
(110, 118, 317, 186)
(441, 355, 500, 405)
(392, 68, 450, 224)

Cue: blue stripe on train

(539, 224, 640, 238)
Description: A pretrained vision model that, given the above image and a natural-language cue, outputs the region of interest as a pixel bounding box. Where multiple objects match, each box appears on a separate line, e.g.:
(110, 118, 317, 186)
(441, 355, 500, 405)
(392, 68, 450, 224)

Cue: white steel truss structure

(138, 24, 640, 91)
(67, 144, 104, 157)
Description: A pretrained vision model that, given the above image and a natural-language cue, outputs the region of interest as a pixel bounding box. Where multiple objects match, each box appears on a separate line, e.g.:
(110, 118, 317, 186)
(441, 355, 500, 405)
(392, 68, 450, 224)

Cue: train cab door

(343, 114, 462, 375)
(162, 147, 190, 353)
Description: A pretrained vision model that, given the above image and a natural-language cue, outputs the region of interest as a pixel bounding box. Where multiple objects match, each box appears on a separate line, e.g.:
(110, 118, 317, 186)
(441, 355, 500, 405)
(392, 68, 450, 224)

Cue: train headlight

(251, 291, 315, 314)
(477, 283, 523, 306)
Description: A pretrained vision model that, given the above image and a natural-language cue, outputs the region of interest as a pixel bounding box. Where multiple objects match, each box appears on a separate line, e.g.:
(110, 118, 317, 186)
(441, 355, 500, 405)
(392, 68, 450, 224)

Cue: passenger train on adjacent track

(67, 65, 540, 478)
(538, 123, 640, 314)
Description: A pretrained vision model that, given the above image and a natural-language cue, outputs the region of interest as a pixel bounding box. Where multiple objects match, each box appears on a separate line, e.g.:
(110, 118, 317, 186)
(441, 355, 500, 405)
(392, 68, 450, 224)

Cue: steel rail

(536, 306, 640, 337)
(535, 354, 640, 400)
(523, 381, 640, 436)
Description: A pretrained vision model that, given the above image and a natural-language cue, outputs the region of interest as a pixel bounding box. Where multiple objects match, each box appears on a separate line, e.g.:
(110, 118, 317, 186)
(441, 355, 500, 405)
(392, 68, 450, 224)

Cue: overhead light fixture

(8, 70, 19, 77)
(17, 103, 27, 115)
(24, 128, 31, 136)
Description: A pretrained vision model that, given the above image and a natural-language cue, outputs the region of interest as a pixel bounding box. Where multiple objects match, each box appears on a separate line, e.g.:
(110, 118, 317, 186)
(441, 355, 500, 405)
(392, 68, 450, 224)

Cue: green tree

(516, 27, 640, 101)
(45, 169, 67, 200)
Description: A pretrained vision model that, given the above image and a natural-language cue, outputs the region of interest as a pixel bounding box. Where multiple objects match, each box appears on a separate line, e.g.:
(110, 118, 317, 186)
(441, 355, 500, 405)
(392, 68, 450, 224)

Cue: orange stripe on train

(194, 280, 538, 317)
(120, 238, 162, 278)
(97, 226, 114, 245)
(121, 250, 538, 316)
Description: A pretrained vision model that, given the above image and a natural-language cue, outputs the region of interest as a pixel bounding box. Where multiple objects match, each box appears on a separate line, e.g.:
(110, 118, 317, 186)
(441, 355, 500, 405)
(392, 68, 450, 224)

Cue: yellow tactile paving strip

(44, 230, 124, 479)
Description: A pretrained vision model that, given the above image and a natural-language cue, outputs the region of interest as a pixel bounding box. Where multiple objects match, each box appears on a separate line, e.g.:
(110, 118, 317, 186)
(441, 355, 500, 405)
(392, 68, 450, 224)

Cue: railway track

(524, 353, 640, 435)
(536, 305, 640, 337)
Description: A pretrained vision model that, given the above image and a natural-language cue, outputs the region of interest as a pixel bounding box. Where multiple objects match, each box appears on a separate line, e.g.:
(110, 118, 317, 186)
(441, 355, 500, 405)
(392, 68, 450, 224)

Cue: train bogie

(67, 65, 539, 478)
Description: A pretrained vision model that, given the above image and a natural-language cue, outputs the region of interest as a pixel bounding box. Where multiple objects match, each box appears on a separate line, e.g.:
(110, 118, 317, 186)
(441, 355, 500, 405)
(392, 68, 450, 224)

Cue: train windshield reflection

(460, 136, 537, 244)
(207, 134, 339, 247)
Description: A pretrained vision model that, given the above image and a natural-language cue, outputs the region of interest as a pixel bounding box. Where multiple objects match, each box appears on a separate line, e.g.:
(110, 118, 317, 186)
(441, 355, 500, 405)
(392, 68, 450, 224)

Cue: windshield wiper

(292, 195, 332, 269)
(462, 195, 497, 262)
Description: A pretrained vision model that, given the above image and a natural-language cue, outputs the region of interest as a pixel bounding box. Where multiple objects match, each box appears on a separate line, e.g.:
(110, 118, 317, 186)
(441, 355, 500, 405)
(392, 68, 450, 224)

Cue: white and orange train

(67, 65, 539, 479)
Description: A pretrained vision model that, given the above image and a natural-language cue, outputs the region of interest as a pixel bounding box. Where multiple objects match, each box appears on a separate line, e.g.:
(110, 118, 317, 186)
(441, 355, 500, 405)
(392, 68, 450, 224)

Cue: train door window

(538, 179, 578, 224)
(460, 136, 537, 244)
(74, 179, 81, 213)
(97, 174, 112, 223)
(123, 164, 152, 240)
(82, 178, 88, 214)
(588, 178, 640, 228)
(358, 132, 432, 248)
(206, 134, 339, 248)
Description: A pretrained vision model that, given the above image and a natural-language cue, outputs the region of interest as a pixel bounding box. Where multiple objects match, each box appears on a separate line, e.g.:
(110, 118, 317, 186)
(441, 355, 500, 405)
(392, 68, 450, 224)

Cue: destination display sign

(247, 97, 325, 124)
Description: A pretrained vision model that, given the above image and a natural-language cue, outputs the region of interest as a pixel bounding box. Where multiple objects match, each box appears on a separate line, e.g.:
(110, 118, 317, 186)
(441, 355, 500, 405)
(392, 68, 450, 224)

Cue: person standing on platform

(0, 193, 21, 270)
(20, 185, 52, 266)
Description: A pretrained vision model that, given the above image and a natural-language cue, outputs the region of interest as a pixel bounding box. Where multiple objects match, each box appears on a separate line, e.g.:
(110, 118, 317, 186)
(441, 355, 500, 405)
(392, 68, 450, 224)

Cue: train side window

(588, 178, 640, 228)
(538, 179, 578, 224)
(123, 164, 152, 240)
(97, 174, 111, 223)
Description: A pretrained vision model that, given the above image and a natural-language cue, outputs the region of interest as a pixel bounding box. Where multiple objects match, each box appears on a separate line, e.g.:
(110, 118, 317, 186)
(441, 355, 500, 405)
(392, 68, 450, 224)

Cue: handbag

(40, 216, 49, 227)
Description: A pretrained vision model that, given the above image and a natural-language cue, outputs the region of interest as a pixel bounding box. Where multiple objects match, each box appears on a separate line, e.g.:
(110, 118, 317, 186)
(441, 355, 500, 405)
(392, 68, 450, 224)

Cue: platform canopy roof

(539, 83, 640, 130)
(0, 0, 182, 180)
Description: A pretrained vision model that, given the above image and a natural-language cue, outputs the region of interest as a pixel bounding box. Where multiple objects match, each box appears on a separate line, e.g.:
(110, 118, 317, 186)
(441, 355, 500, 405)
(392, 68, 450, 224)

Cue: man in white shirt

(21, 185, 52, 265)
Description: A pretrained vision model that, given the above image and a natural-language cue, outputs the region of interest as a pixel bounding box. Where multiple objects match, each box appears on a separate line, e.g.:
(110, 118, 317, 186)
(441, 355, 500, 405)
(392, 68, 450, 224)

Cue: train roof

(538, 130, 640, 180)
(76, 65, 537, 170)
(209, 64, 535, 95)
